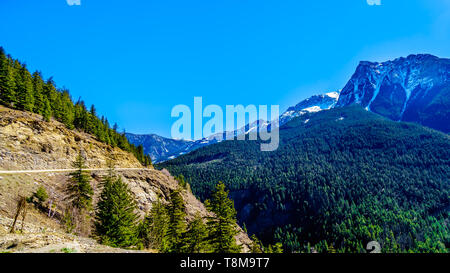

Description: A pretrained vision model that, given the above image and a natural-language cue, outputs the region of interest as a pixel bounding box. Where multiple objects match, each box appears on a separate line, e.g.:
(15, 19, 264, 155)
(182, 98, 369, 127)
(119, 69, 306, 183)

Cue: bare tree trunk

(20, 202, 28, 232)
(48, 200, 53, 217)
(10, 196, 26, 233)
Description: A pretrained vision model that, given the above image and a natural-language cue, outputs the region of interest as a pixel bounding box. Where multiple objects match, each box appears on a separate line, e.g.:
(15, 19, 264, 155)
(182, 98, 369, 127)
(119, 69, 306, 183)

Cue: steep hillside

(0, 106, 251, 253)
(159, 107, 450, 253)
(0, 105, 142, 170)
(0, 47, 152, 166)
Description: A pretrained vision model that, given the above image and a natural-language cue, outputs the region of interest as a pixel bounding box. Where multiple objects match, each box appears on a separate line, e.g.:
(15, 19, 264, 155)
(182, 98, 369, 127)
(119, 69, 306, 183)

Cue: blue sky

(0, 0, 449, 138)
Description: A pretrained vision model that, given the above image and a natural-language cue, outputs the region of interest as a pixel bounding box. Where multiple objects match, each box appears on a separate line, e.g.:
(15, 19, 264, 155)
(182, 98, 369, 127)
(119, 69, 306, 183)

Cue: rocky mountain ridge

(127, 91, 340, 163)
(129, 54, 450, 163)
(336, 54, 450, 133)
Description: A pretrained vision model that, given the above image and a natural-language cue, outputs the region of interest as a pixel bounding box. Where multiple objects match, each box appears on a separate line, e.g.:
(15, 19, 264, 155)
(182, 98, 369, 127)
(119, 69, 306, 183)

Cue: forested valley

(159, 107, 450, 253)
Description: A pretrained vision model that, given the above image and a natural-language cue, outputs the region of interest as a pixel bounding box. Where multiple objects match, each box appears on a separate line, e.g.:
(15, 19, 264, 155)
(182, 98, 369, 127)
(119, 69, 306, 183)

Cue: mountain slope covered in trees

(0, 47, 151, 166)
(0, 48, 253, 253)
(159, 107, 450, 253)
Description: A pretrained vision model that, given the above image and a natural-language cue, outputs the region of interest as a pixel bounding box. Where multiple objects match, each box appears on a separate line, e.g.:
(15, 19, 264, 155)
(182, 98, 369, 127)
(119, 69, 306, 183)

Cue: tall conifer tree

(164, 189, 186, 253)
(181, 214, 210, 253)
(32, 71, 45, 114)
(43, 97, 52, 122)
(66, 150, 93, 211)
(16, 65, 34, 111)
(138, 199, 169, 250)
(0, 51, 16, 106)
(205, 182, 241, 253)
(95, 165, 140, 248)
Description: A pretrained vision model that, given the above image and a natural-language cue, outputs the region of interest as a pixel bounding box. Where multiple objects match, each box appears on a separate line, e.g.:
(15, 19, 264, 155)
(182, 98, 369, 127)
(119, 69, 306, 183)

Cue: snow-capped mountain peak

(128, 54, 450, 163)
(279, 91, 340, 125)
(336, 54, 450, 132)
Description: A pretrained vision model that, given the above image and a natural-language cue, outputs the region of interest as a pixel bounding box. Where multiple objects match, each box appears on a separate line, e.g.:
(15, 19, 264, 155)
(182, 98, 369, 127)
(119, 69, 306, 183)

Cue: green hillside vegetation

(94, 170, 246, 252)
(159, 107, 450, 253)
(0, 47, 151, 166)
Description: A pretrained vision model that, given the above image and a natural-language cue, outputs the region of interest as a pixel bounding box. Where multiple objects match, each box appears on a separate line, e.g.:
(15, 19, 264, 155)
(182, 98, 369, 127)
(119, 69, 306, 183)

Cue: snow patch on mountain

(129, 54, 450, 163)
(336, 54, 450, 132)
(279, 91, 340, 125)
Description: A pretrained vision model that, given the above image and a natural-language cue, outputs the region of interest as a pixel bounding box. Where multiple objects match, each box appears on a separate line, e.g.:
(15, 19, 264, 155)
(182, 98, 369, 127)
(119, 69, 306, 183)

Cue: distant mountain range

(127, 91, 341, 163)
(125, 133, 192, 163)
(279, 91, 340, 125)
(125, 133, 223, 163)
(128, 54, 450, 163)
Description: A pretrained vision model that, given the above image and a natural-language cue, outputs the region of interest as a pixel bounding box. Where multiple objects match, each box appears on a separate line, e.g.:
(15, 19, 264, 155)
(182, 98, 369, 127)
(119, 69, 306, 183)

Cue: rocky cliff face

(0, 105, 142, 170)
(0, 105, 251, 253)
(336, 54, 450, 133)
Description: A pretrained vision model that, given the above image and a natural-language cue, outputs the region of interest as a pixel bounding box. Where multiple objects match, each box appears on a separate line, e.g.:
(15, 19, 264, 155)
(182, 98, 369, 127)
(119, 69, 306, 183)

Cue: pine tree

(138, 199, 169, 250)
(143, 156, 151, 167)
(0, 52, 16, 106)
(136, 145, 144, 163)
(43, 78, 58, 106)
(66, 150, 93, 211)
(267, 243, 283, 253)
(32, 71, 45, 114)
(89, 104, 97, 132)
(59, 90, 74, 129)
(0, 47, 9, 103)
(95, 168, 140, 248)
(103, 157, 117, 184)
(43, 97, 52, 122)
(205, 182, 241, 253)
(181, 214, 210, 253)
(12, 60, 23, 106)
(175, 174, 188, 189)
(250, 234, 263, 253)
(16, 65, 34, 111)
(164, 189, 186, 253)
